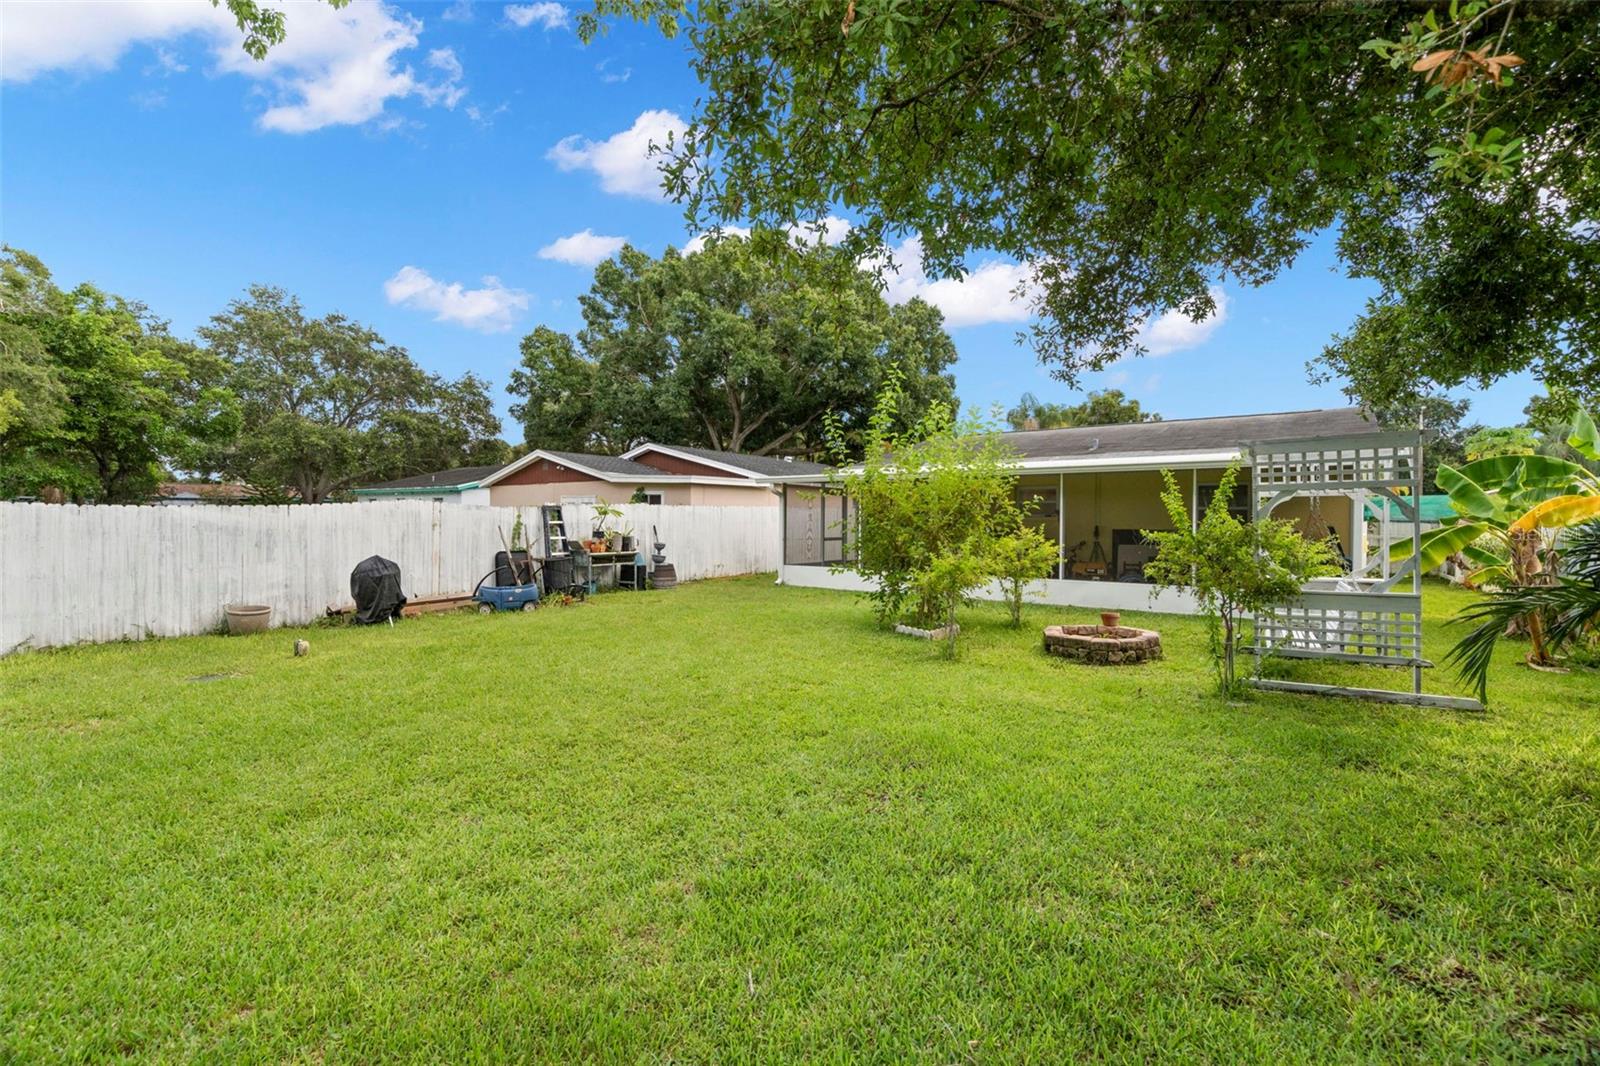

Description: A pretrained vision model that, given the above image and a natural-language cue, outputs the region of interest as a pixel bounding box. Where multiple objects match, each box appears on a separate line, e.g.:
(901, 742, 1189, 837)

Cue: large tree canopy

(508, 231, 958, 457)
(592, 0, 1599, 410)
(0, 248, 236, 503)
(198, 287, 505, 503)
(1004, 389, 1159, 431)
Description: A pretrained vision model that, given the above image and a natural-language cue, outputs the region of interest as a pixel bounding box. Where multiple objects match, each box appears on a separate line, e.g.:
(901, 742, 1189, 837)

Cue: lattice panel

(1251, 435, 1418, 490)
(1254, 592, 1423, 665)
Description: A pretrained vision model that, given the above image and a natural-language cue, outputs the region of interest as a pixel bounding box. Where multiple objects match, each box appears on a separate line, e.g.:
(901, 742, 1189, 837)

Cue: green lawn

(2, 577, 1596, 1062)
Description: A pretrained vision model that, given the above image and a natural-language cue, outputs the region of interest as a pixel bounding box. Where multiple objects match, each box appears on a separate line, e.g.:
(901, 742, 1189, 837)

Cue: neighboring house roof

(1364, 494, 1456, 523)
(479, 447, 775, 488)
(154, 482, 253, 502)
(354, 464, 503, 494)
(620, 443, 831, 479)
(539, 451, 668, 478)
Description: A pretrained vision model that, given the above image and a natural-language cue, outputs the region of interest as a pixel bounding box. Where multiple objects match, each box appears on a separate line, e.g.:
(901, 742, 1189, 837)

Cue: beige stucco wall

(487, 480, 775, 508)
(687, 483, 779, 506)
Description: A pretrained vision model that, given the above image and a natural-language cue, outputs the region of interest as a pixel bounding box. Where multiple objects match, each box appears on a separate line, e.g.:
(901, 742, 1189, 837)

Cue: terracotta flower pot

(1099, 611, 1121, 629)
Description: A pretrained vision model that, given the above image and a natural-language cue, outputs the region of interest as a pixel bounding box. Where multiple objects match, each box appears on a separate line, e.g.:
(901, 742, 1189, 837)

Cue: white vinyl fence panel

(560, 502, 777, 581)
(0, 500, 778, 655)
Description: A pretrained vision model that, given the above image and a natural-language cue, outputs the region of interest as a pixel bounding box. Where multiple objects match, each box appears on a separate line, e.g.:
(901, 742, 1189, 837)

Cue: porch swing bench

(1244, 430, 1482, 711)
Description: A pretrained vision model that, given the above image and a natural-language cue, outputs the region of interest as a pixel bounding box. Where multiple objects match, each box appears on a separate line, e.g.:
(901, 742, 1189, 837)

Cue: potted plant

(1100, 611, 1121, 629)
(592, 498, 624, 550)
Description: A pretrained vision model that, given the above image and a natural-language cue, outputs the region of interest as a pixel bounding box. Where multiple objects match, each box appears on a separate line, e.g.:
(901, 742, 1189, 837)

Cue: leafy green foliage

(1361, 1, 1529, 180)
(911, 547, 992, 659)
(1464, 425, 1540, 461)
(828, 372, 1021, 638)
(1144, 466, 1339, 695)
(0, 248, 237, 502)
(1370, 393, 1474, 488)
(216, 0, 348, 61)
(1004, 389, 1158, 432)
(1447, 519, 1600, 703)
(591, 1, 1599, 411)
(507, 232, 956, 457)
(988, 525, 1059, 628)
(197, 286, 505, 503)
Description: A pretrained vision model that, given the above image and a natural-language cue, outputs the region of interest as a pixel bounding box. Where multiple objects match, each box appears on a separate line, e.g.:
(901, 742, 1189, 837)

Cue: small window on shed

(642, 491, 664, 505)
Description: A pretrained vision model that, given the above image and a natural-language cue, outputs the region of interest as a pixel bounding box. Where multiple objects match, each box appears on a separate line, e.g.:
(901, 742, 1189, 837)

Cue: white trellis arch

(1244, 430, 1482, 711)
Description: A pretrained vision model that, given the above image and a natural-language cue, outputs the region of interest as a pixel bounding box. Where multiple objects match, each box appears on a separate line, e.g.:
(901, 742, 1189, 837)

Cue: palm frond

(1560, 519, 1600, 577)
(1445, 580, 1600, 705)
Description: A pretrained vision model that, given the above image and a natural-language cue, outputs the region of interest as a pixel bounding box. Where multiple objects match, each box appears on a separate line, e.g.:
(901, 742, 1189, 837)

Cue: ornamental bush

(1143, 464, 1339, 697)
(827, 371, 1023, 643)
(988, 526, 1059, 628)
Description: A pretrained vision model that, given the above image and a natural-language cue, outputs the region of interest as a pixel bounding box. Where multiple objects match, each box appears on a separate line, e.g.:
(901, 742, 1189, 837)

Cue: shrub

(1143, 464, 1339, 696)
(911, 544, 994, 658)
(988, 525, 1058, 627)
(828, 370, 1021, 634)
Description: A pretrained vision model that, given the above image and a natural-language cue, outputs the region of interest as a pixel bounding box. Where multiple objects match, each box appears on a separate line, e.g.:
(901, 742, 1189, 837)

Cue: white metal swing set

(1244, 429, 1483, 712)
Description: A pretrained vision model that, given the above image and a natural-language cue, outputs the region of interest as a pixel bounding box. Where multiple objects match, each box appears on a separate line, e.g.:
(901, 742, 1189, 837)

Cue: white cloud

(537, 229, 627, 266)
(1138, 286, 1229, 355)
(682, 216, 849, 255)
(878, 236, 1038, 328)
(148, 46, 187, 76)
(595, 57, 631, 84)
(383, 266, 530, 332)
(3, 1, 467, 134)
(505, 3, 567, 29)
(216, 5, 467, 133)
(785, 215, 852, 248)
(548, 109, 686, 200)
(442, 0, 475, 21)
(1, 1, 231, 82)
(682, 226, 752, 255)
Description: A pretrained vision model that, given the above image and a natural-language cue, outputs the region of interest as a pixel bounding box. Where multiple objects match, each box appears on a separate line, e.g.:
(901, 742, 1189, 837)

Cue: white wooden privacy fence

(0, 500, 779, 655)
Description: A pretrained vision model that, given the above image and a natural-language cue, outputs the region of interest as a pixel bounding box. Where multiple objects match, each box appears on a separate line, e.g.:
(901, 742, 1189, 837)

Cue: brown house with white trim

(355, 444, 829, 508)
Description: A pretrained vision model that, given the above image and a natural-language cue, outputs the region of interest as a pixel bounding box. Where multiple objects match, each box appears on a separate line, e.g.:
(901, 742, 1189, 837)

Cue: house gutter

(755, 449, 1249, 484)
(352, 482, 480, 497)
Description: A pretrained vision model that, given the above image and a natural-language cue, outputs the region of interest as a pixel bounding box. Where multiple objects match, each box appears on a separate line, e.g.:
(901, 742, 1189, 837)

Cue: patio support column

(1190, 470, 1198, 531)
(1057, 472, 1066, 579)
(1350, 491, 1367, 574)
(778, 484, 787, 583)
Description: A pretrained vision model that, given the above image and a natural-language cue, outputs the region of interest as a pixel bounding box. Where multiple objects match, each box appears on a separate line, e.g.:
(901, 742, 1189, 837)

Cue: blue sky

(1, 0, 1538, 440)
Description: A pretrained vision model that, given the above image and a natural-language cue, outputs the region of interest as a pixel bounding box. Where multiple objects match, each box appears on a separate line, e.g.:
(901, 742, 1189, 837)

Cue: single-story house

(764, 407, 1402, 614)
(354, 445, 829, 508)
(349, 464, 508, 506)
(153, 482, 256, 505)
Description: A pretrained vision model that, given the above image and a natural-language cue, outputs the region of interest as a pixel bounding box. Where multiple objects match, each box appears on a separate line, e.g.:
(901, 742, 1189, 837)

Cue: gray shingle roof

(357, 464, 504, 491)
(1004, 408, 1380, 461)
(653, 444, 831, 477)
(541, 451, 668, 477)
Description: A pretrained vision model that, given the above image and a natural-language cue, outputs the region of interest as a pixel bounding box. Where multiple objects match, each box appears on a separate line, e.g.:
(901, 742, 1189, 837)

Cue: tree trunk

(1222, 614, 1236, 693)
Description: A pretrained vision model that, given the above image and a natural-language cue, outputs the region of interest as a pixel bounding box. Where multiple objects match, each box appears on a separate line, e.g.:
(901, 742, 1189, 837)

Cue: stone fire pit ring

(1043, 624, 1162, 665)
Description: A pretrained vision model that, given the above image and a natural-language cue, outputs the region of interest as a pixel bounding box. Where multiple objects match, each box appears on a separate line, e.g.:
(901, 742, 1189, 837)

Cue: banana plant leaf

(1388, 520, 1488, 565)
(1569, 409, 1599, 462)
(1510, 493, 1600, 532)
(1435, 465, 1499, 519)
(1460, 542, 1507, 568)
(1449, 454, 1589, 493)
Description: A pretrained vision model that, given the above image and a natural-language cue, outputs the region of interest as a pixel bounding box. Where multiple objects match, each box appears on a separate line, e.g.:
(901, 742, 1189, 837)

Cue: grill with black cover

(350, 555, 406, 624)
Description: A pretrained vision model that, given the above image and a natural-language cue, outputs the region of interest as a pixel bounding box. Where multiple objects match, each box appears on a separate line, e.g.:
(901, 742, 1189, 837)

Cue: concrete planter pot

(224, 604, 271, 635)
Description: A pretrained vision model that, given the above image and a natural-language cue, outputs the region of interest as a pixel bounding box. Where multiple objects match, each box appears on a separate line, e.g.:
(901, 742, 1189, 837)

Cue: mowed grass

(2, 577, 1597, 1063)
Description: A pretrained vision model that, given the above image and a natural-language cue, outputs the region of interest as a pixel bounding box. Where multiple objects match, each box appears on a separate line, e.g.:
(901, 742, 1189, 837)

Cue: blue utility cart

(473, 582, 540, 613)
